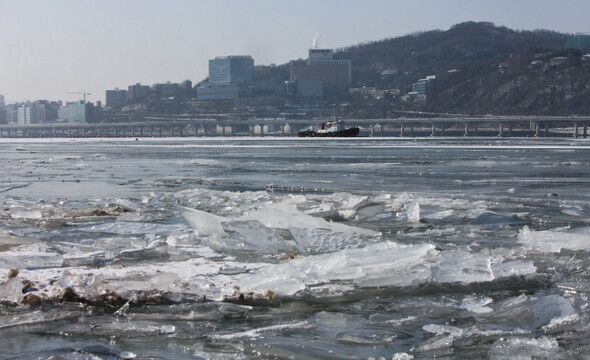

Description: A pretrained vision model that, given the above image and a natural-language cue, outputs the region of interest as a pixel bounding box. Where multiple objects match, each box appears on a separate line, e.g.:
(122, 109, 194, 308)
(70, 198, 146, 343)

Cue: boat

(298, 120, 360, 137)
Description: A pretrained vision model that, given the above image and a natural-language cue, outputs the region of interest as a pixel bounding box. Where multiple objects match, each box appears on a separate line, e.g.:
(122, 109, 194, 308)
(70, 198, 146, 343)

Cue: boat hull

(298, 127, 360, 137)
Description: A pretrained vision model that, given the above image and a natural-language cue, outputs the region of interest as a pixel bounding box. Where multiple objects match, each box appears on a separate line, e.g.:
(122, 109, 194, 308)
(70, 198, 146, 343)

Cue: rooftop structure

(308, 49, 333, 61)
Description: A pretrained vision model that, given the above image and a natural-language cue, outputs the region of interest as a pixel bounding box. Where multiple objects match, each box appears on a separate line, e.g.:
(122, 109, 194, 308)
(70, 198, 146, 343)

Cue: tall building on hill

(412, 75, 436, 95)
(106, 88, 128, 108)
(198, 55, 254, 100)
(0, 94, 5, 107)
(209, 56, 254, 85)
(128, 83, 150, 102)
(566, 34, 590, 52)
(290, 48, 351, 97)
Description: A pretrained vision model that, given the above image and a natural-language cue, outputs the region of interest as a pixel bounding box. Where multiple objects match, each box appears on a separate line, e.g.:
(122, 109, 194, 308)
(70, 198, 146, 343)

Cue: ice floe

(518, 225, 590, 253)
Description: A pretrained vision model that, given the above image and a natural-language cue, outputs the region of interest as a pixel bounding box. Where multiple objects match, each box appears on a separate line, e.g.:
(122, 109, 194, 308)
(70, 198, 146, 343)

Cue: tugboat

(298, 120, 360, 137)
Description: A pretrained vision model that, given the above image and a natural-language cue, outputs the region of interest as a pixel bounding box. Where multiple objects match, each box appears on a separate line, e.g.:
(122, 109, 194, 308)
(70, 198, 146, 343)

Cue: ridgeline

(260, 22, 590, 116)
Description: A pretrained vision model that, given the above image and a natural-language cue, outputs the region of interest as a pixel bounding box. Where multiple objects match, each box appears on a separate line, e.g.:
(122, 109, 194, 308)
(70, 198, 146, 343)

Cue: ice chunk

(460, 295, 494, 314)
(356, 203, 386, 219)
(238, 242, 435, 296)
(492, 260, 537, 278)
(470, 212, 527, 226)
(222, 220, 298, 254)
(406, 202, 420, 222)
(289, 228, 369, 255)
(518, 225, 590, 253)
(531, 295, 576, 329)
(181, 207, 226, 237)
(209, 320, 310, 340)
(0, 277, 24, 303)
(415, 334, 454, 352)
(391, 354, 414, 360)
(238, 197, 379, 237)
(423, 324, 463, 337)
(481, 294, 576, 330)
(489, 336, 559, 360)
(0, 243, 63, 269)
(0, 232, 39, 251)
(432, 250, 494, 284)
(10, 210, 42, 219)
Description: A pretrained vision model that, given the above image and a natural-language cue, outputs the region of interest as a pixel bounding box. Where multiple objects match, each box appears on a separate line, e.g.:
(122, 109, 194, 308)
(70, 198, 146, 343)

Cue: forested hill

(332, 22, 590, 116)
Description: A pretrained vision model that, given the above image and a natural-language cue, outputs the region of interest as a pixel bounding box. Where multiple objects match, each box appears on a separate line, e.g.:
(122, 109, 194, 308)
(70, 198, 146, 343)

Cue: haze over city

(1, 0, 589, 104)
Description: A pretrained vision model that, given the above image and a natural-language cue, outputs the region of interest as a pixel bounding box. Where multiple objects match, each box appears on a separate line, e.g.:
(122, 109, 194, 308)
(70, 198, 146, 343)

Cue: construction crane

(66, 91, 91, 102)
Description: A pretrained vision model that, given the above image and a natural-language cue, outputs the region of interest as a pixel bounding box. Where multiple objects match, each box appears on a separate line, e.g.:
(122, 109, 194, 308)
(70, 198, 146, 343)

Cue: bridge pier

(574, 123, 579, 138)
(400, 124, 404, 137)
(219, 125, 232, 136)
(431, 123, 435, 136)
(584, 125, 588, 139)
(498, 123, 503, 137)
(464, 123, 469, 136)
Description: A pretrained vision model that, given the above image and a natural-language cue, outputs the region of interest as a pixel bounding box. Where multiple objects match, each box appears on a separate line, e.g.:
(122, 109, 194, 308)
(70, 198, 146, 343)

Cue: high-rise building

(6, 107, 18, 124)
(68, 101, 95, 123)
(17, 104, 41, 124)
(290, 48, 351, 97)
(208, 56, 254, 85)
(198, 55, 254, 100)
(0, 96, 6, 124)
(57, 106, 70, 122)
(153, 82, 180, 98)
(106, 88, 128, 108)
(128, 83, 151, 102)
(412, 75, 436, 95)
(566, 34, 590, 52)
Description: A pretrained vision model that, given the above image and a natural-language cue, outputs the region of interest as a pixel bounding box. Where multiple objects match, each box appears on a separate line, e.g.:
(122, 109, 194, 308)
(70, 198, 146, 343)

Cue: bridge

(1, 115, 590, 138)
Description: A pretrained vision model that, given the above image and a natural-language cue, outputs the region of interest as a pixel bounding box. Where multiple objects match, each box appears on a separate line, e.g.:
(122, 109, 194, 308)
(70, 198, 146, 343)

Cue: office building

(209, 56, 254, 85)
(290, 48, 351, 97)
(128, 83, 151, 101)
(198, 55, 254, 100)
(566, 34, 590, 52)
(57, 106, 70, 122)
(0, 94, 5, 108)
(17, 105, 41, 125)
(153, 82, 180, 98)
(412, 75, 436, 95)
(106, 88, 128, 108)
(68, 101, 95, 123)
(6, 107, 18, 124)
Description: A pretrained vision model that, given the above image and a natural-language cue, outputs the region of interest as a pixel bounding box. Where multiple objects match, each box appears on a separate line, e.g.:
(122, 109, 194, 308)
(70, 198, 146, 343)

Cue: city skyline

(1, 0, 590, 104)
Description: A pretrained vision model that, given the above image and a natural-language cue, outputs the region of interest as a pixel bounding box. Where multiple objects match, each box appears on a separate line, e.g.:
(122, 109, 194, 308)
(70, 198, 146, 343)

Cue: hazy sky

(1, 0, 589, 104)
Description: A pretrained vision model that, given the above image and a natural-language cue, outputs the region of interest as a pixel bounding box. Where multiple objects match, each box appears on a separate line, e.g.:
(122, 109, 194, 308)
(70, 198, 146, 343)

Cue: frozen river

(1, 137, 590, 359)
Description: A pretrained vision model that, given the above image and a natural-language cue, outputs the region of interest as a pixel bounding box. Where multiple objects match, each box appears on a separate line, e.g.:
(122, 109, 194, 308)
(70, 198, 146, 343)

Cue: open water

(1, 137, 590, 359)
